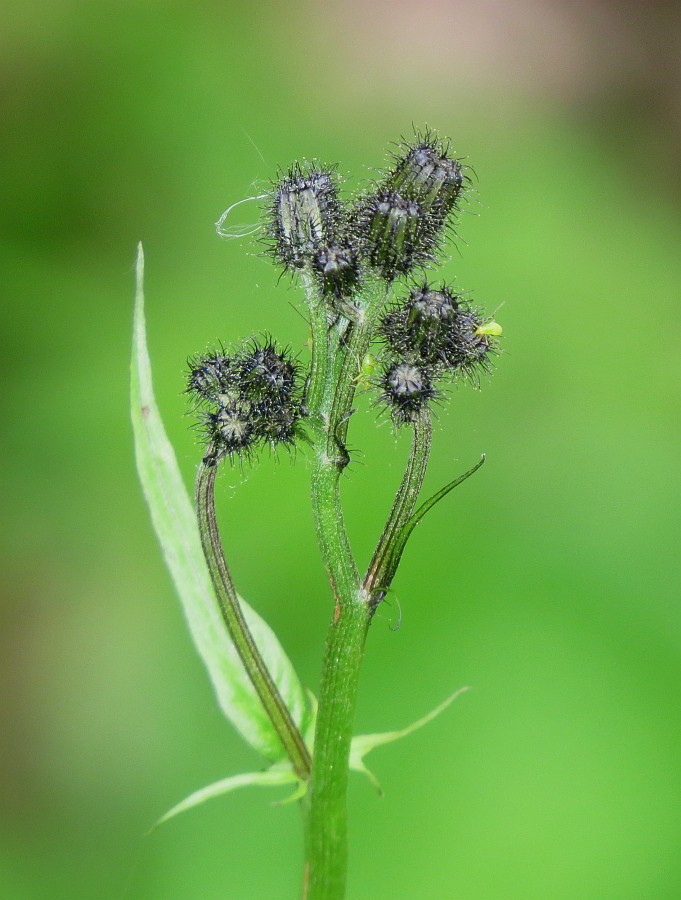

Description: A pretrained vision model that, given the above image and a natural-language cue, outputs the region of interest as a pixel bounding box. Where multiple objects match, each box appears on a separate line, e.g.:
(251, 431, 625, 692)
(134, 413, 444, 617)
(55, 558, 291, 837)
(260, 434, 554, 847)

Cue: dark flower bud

(255, 404, 300, 447)
(440, 308, 502, 380)
(187, 338, 307, 462)
(266, 163, 342, 271)
(238, 340, 299, 400)
(407, 284, 458, 325)
(380, 283, 459, 366)
(379, 283, 501, 379)
(186, 353, 237, 404)
(387, 134, 464, 217)
(356, 190, 432, 280)
(380, 361, 436, 425)
(314, 243, 359, 299)
(205, 400, 256, 458)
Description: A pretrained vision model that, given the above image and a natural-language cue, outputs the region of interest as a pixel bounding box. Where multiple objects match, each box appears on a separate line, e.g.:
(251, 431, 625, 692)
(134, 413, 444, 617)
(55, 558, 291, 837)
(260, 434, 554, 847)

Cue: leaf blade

(154, 766, 298, 829)
(349, 687, 470, 788)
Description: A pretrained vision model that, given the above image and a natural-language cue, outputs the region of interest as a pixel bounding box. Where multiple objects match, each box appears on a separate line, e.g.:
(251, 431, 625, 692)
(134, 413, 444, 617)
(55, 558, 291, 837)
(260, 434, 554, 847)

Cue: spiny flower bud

(355, 190, 432, 280)
(379, 361, 436, 425)
(238, 339, 299, 400)
(313, 243, 359, 300)
(387, 132, 464, 217)
(186, 353, 238, 405)
(266, 163, 342, 272)
(187, 339, 306, 462)
(407, 284, 458, 325)
(207, 401, 255, 455)
(352, 131, 467, 282)
(379, 283, 501, 380)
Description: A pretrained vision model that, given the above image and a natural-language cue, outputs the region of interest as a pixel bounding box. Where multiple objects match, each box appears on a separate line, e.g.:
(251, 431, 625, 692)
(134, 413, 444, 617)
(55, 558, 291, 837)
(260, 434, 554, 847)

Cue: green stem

(364, 414, 433, 604)
(303, 595, 371, 899)
(195, 459, 311, 781)
(302, 280, 390, 899)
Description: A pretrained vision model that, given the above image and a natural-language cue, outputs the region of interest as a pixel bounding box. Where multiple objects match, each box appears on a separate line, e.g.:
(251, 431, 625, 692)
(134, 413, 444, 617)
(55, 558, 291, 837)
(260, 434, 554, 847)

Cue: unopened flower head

(379, 361, 436, 424)
(354, 190, 429, 280)
(266, 163, 343, 272)
(187, 340, 305, 462)
(387, 132, 465, 217)
(380, 283, 501, 379)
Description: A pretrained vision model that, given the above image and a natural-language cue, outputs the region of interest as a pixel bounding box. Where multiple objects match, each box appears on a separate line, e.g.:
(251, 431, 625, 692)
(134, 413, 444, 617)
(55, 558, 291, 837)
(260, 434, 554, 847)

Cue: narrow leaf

(130, 244, 310, 760)
(154, 766, 298, 828)
(380, 455, 486, 590)
(350, 687, 470, 792)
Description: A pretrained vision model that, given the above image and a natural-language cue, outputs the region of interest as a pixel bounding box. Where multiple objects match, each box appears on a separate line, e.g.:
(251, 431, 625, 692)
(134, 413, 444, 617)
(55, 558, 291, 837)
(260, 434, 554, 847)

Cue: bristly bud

(313, 243, 359, 300)
(387, 131, 465, 218)
(186, 353, 238, 405)
(379, 361, 436, 425)
(205, 400, 256, 456)
(266, 163, 343, 272)
(379, 282, 501, 381)
(187, 338, 306, 462)
(354, 190, 433, 280)
(351, 130, 467, 282)
(238, 339, 299, 401)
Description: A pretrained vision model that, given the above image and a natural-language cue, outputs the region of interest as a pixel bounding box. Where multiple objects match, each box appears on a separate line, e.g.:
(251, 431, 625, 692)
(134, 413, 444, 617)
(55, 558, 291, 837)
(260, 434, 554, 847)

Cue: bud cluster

(377, 282, 501, 424)
(187, 340, 304, 463)
(264, 131, 467, 292)
(351, 132, 466, 281)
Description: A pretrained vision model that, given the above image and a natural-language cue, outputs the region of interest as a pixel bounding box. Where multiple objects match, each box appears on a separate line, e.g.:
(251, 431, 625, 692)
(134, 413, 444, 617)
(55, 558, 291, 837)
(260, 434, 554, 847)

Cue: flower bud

(267, 164, 342, 271)
(356, 190, 432, 280)
(206, 400, 256, 458)
(186, 354, 237, 404)
(388, 135, 464, 216)
(187, 338, 306, 462)
(379, 283, 501, 380)
(238, 340, 299, 401)
(314, 243, 359, 299)
(380, 361, 435, 425)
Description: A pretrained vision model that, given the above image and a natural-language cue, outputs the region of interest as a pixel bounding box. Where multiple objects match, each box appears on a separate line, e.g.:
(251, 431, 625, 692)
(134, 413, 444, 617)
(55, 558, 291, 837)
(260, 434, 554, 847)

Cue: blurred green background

(2, 1, 681, 897)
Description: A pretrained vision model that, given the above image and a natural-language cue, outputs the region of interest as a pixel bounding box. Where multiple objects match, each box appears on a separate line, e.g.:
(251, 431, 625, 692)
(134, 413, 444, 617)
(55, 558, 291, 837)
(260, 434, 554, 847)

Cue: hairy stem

(195, 459, 311, 780)
(302, 281, 390, 899)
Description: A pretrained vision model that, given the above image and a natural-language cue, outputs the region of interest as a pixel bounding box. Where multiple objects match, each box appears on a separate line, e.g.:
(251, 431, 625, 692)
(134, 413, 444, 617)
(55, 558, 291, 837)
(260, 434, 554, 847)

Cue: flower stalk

(195, 456, 311, 780)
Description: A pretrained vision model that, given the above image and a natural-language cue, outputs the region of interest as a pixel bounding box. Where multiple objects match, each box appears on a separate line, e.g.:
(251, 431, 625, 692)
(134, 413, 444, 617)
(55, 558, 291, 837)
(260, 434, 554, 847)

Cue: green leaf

(349, 687, 470, 793)
(130, 244, 310, 761)
(381, 455, 486, 591)
(153, 764, 298, 829)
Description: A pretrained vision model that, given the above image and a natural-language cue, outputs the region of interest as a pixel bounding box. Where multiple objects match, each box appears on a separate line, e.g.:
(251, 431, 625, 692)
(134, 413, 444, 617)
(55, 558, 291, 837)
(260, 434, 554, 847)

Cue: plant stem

(364, 413, 433, 604)
(303, 594, 371, 899)
(195, 459, 311, 780)
(302, 281, 390, 899)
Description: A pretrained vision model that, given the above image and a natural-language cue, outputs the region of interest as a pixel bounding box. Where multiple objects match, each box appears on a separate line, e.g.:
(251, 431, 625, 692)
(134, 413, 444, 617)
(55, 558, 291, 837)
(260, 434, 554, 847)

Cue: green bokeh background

(2, 2, 680, 898)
